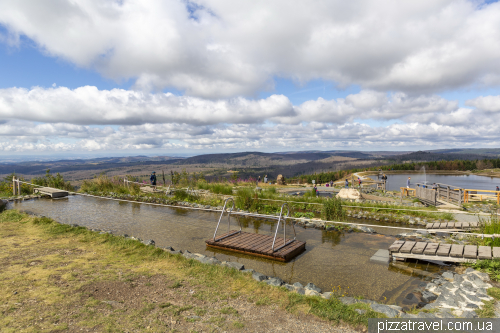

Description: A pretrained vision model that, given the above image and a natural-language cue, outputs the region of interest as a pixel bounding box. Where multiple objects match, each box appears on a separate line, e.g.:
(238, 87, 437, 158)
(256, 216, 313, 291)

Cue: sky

(1, 0, 500, 159)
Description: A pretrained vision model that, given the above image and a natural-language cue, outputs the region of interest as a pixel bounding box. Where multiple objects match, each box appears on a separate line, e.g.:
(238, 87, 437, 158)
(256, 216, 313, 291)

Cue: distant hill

(2, 148, 500, 180)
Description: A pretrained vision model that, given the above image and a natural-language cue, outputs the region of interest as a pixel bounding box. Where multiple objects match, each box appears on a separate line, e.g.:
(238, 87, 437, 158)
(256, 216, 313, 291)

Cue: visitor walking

(264, 175, 268, 183)
(150, 171, 157, 189)
(330, 180, 333, 188)
(257, 175, 260, 186)
(345, 179, 349, 188)
(407, 177, 411, 188)
(358, 177, 362, 188)
(496, 186, 499, 192)
(314, 184, 318, 196)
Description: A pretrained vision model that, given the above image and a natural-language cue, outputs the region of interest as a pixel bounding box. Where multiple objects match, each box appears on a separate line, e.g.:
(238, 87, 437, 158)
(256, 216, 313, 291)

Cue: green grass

(170, 280, 183, 289)
(476, 300, 496, 318)
(470, 260, 500, 281)
(232, 321, 245, 328)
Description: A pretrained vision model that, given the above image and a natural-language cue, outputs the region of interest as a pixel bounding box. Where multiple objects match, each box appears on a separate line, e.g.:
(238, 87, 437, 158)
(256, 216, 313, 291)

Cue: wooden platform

(33, 187, 68, 198)
(425, 222, 478, 230)
(205, 231, 306, 262)
(389, 240, 500, 263)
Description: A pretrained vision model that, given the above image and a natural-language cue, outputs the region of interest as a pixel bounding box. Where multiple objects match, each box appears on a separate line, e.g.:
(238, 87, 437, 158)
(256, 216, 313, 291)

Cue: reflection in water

(321, 230, 344, 246)
(8, 195, 450, 306)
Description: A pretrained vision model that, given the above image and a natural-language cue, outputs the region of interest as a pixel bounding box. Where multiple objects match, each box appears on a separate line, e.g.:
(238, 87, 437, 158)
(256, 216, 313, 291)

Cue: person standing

(257, 175, 260, 186)
(314, 184, 318, 196)
(330, 180, 333, 188)
(345, 179, 349, 188)
(150, 171, 157, 189)
(407, 177, 411, 188)
(264, 175, 268, 183)
(496, 186, 499, 192)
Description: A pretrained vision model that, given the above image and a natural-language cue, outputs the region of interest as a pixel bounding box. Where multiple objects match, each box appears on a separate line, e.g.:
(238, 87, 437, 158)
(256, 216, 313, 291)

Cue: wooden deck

(205, 231, 306, 262)
(33, 187, 68, 198)
(425, 221, 479, 230)
(389, 240, 500, 263)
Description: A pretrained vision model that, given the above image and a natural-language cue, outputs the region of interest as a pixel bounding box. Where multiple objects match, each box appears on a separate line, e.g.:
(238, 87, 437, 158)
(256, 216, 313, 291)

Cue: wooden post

(18, 180, 20, 196)
(13, 176, 16, 196)
(447, 186, 450, 202)
(497, 192, 499, 205)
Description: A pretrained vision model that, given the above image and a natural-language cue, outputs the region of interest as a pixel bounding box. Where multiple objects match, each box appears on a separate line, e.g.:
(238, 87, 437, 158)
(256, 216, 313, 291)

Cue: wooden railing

(463, 189, 500, 205)
(400, 187, 416, 197)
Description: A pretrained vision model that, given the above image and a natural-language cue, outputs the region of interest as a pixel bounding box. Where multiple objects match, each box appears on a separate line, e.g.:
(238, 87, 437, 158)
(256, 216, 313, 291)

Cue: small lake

(7, 195, 449, 307)
(368, 174, 500, 192)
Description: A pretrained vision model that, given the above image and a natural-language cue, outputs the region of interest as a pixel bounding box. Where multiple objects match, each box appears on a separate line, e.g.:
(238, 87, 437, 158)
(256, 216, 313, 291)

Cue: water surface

(368, 174, 500, 192)
(9, 195, 449, 306)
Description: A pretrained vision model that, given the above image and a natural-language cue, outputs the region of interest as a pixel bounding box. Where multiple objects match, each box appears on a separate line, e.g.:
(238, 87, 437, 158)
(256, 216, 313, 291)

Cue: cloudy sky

(1, 0, 500, 158)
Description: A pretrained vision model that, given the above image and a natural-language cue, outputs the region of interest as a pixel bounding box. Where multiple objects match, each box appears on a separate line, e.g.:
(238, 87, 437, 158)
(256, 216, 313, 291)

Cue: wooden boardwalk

(425, 221, 478, 231)
(33, 187, 68, 198)
(206, 231, 306, 262)
(389, 240, 500, 263)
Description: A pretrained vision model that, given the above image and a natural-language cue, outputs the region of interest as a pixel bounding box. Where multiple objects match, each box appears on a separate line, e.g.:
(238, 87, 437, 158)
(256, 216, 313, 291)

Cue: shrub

(32, 169, 74, 191)
(235, 188, 254, 210)
(323, 196, 346, 221)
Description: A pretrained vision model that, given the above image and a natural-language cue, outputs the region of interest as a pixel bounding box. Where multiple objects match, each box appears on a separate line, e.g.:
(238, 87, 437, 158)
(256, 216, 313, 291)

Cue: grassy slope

(0, 210, 384, 332)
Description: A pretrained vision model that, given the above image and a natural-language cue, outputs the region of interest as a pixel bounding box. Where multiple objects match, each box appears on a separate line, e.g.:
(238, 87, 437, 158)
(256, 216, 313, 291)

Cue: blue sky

(1, 0, 500, 159)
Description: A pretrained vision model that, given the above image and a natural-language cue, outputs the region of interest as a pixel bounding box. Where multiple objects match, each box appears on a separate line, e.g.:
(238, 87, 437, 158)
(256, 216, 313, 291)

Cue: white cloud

(2, 0, 500, 97)
(0, 86, 294, 125)
(0, 86, 462, 127)
(465, 95, 500, 112)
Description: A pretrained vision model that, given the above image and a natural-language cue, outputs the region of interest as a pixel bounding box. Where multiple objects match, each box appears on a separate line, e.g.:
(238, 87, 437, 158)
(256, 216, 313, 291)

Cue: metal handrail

(212, 198, 237, 242)
(271, 203, 296, 252)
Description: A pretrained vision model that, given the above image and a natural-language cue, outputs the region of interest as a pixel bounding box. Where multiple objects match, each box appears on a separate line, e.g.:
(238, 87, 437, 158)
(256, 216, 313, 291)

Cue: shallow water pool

(9, 195, 449, 306)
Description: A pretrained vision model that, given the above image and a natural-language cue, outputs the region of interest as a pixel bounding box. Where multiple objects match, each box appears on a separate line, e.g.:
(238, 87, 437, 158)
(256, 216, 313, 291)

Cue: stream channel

(9, 195, 451, 307)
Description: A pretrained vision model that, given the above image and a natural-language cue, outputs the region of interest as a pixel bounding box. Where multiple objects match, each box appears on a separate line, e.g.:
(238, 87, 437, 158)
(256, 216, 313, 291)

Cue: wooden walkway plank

(400, 241, 416, 254)
(447, 222, 455, 228)
(478, 246, 492, 260)
(455, 222, 462, 229)
(436, 244, 452, 256)
(423, 243, 439, 255)
(411, 242, 428, 254)
(463, 245, 477, 259)
(470, 222, 479, 228)
(388, 240, 405, 253)
(439, 223, 448, 229)
(462, 222, 470, 228)
(493, 247, 500, 259)
(450, 244, 464, 258)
